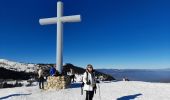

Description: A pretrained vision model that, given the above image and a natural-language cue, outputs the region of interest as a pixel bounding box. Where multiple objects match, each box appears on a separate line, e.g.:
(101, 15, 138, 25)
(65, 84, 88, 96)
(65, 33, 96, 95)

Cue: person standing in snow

(70, 68, 75, 83)
(38, 67, 44, 89)
(83, 64, 97, 100)
(50, 65, 56, 76)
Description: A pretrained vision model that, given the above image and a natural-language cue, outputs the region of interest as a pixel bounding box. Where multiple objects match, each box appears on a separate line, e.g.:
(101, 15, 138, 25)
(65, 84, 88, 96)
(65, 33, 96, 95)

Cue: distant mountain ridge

(97, 69, 170, 83)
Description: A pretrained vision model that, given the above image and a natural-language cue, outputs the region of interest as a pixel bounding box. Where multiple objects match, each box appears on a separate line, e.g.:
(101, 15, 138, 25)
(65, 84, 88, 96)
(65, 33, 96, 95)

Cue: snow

(0, 59, 37, 73)
(75, 74, 83, 82)
(0, 81, 170, 100)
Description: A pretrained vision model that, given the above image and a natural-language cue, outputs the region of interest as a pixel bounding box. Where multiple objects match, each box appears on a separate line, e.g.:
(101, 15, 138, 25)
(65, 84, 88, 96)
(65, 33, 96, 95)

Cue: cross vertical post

(57, 1, 63, 74)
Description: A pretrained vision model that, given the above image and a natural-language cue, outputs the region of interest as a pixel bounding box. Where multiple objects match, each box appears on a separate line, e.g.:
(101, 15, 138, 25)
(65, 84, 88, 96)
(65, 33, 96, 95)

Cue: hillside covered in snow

(0, 59, 37, 73)
(0, 59, 114, 81)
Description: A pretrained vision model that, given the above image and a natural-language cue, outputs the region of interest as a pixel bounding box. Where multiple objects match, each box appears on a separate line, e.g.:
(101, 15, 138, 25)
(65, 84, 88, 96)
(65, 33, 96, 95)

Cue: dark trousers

(70, 75, 75, 83)
(86, 91, 94, 100)
(39, 76, 44, 89)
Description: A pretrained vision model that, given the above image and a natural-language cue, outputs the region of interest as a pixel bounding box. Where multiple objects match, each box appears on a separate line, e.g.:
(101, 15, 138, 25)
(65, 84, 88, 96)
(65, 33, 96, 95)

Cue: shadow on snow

(117, 93, 142, 100)
(0, 93, 31, 99)
(69, 83, 82, 88)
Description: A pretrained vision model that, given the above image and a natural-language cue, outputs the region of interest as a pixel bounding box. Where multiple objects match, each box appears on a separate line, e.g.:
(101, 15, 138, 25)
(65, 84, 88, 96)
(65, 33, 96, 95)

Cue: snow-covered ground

(0, 81, 170, 100)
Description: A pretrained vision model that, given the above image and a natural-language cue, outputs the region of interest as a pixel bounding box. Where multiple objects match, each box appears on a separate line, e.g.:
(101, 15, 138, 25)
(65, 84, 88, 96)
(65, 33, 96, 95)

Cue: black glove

(93, 84, 97, 90)
(86, 80, 91, 85)
(96, 80, 100, 83)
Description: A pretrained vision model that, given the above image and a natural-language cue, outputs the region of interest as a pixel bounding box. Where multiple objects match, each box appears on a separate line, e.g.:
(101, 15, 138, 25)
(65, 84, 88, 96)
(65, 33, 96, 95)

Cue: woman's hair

(86, 64, 94, 72)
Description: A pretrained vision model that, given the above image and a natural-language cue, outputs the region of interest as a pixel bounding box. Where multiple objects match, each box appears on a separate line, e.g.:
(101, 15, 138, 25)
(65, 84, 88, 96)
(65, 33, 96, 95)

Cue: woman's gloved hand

(93, 84, 97, 90)
(86, 80, 91, 85)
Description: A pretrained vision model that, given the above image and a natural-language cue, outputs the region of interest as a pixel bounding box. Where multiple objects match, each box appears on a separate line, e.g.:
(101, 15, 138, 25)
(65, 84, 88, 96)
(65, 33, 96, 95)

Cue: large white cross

(39, 1, 81, 74)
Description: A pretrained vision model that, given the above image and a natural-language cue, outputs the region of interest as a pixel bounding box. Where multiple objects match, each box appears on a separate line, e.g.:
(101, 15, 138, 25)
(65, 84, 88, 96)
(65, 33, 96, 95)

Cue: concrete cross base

(44, 76, 71, 90)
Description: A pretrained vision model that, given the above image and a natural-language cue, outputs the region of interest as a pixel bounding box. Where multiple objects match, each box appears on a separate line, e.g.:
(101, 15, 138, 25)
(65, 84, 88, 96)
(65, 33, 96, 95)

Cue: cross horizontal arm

(39, 15, 81, 25)
(60, 15, 81, 23)
(39, 17, 57, 25)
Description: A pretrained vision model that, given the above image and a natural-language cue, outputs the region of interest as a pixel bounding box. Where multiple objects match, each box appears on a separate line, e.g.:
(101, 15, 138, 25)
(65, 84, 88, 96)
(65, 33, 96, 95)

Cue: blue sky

(0, 0, 170, 69)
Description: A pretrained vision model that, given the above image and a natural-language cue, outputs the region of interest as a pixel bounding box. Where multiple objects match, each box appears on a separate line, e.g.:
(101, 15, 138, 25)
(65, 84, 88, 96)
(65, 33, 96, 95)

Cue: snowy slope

(0, 81, 170, 100)
(0, 59, 37, 73)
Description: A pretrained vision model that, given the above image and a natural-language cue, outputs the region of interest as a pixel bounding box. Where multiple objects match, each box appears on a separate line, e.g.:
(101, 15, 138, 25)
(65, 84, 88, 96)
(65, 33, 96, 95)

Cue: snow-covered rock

(0, 59, 38, 73)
